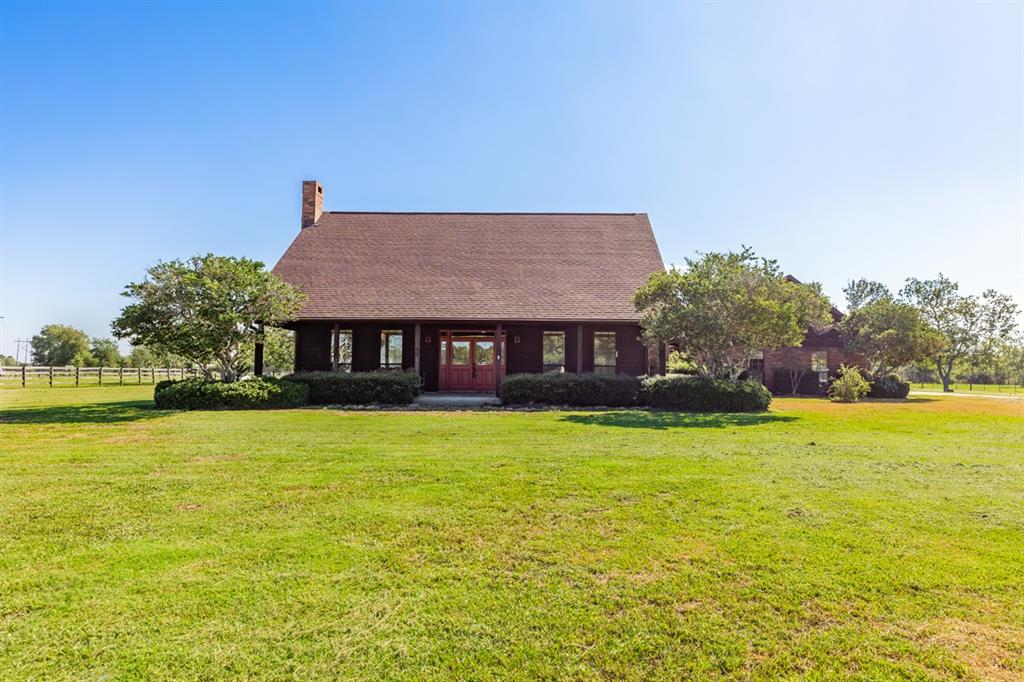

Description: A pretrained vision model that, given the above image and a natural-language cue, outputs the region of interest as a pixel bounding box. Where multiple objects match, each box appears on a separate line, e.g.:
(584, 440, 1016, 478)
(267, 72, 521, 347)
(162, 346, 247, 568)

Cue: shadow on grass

(0, 400, 164, 425)
(559, 410, 796, 430)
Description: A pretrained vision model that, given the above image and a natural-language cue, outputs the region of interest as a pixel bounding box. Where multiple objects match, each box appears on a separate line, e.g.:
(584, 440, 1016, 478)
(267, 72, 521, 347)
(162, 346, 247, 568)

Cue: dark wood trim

(331, 322, 340, 371)
(254, 324, 264, 376)
(576, 323, 583, 373)
(414, 322, 422, 376)
(495, 322, 502, 394)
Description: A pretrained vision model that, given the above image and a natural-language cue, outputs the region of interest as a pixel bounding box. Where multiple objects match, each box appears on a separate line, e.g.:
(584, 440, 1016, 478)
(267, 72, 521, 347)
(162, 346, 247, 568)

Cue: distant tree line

(633, 248, 1020, 392)
(18, 322, 296, 375)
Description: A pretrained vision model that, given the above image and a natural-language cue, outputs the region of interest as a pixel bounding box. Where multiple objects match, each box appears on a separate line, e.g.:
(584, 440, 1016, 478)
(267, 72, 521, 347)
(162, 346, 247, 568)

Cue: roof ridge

(323, 211, 645, 216)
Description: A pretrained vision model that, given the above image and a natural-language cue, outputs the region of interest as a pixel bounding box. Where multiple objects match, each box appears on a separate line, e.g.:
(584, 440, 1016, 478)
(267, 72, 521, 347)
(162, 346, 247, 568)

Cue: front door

(440, 334, 504, 392)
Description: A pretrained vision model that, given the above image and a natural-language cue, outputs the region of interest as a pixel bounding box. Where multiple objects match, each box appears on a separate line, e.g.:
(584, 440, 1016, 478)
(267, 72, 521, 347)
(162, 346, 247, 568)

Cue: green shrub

(868, 374, 910, 399)
(828, 365, 871, 403)
(284, 371, 421, 405)
(641, 376, 772, 412)
(154, 377, 308, 410)
(500, 373, 642, 407)
(666, 351, 697, 375)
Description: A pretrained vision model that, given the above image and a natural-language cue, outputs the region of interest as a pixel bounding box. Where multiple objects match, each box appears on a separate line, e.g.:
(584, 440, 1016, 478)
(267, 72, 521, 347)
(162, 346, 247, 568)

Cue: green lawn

(1, 387, 1021, 680)
(910, 382, 1022, 396)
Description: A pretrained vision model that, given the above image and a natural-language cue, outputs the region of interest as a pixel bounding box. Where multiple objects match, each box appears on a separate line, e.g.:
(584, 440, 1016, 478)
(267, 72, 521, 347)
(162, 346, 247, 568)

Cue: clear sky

(1, 1, 1022, 357)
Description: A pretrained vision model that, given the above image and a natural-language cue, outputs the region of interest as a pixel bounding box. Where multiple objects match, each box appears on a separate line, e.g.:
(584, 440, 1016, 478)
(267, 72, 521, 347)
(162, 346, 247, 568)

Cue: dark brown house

(265, 181, 667, 393)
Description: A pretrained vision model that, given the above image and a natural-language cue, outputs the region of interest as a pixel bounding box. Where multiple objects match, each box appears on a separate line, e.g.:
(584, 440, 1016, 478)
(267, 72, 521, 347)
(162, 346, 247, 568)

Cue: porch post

(331, 322, 340, 371)
(576, 324, 584, 373)
(254, 324, 264, 376)
(495, 322, 502, 394)
(414, 322, 422, 376)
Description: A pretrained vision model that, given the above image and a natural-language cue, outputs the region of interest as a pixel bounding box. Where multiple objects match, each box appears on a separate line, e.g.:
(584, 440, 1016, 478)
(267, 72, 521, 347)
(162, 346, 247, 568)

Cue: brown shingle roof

(272, 212, 665, 322)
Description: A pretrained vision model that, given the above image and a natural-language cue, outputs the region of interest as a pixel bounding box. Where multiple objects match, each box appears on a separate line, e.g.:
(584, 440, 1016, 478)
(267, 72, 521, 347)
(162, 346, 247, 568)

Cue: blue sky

(1, 1, 1021, 357)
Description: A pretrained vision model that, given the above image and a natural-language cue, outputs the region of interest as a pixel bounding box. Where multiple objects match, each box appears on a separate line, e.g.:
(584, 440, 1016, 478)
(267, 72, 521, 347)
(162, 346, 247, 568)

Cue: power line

(14, 338, 30, 365)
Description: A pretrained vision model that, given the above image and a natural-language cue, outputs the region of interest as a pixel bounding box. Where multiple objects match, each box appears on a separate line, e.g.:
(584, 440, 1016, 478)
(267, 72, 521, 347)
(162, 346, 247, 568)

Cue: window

(542, 331, 565, 373)
(747, 349, 764, 373)
(334, 330, 352, 372)
(450, 340, 470, 365)
(593, 332, 617, 375)
(811, 350, 829, 382)
(475, 340, 494, 365)
(380, 329, 403, 370)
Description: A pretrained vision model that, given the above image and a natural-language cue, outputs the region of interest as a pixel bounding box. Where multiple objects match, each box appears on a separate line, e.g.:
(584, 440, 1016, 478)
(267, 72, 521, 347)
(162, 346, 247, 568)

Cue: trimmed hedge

(284, 371, 421, 405)
(642, 376, 772, 412)
(153, 377, 308, 410)
(868, 374, 911, 399)
(500, 373, 771, 412)
(500, 373, 642, 407)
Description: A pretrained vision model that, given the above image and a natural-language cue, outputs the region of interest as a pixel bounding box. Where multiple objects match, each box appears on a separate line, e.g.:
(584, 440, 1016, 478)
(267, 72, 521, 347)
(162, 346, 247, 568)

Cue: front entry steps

(414, 393, 501, 408)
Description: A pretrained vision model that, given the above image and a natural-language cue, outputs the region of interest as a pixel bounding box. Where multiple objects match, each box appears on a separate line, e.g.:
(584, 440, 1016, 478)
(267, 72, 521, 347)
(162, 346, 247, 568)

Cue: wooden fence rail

(0, 366, 203, 388)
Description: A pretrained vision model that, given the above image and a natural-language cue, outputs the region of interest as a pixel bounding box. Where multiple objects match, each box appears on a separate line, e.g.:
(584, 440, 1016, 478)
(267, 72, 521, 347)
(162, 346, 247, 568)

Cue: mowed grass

(0, 388, 1022, 680)
(910, 382, 1022, 396)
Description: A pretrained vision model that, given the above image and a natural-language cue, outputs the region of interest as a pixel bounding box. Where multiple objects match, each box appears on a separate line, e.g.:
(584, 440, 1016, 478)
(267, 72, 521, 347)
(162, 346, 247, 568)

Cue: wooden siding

(291, 320, 649, 384)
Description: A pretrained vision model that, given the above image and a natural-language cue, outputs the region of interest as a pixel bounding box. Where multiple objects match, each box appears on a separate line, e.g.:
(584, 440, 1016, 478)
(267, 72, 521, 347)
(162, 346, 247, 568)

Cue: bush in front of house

(641, 375, 772, 412)
(867, 374, 911, 399)
(828, 365, 871, 403)
(154, 376, 308, 410)
(284, 371, 421, 405)
(500, 373, 642, 407)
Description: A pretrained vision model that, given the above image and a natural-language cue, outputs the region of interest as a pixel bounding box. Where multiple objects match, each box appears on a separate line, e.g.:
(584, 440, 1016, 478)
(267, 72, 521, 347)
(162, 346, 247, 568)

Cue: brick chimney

(301, 180, 324, 228)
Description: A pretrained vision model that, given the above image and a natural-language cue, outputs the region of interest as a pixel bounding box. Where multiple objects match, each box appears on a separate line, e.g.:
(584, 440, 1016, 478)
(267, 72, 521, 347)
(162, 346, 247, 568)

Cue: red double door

(440, 334, 505, 392)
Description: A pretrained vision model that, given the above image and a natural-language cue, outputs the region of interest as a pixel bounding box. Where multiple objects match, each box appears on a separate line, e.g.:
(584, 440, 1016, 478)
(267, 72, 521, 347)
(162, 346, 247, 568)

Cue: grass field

(910, 382, 1022, 395)
(1, 387, 1022, 680)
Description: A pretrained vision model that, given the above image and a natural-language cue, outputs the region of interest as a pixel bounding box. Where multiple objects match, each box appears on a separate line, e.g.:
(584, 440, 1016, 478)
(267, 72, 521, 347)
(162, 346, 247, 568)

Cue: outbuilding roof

(272, 211, 665, 322)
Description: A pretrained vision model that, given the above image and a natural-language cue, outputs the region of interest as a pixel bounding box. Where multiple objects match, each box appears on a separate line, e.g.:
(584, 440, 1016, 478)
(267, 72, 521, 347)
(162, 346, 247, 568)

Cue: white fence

(0, 366, 202, 388)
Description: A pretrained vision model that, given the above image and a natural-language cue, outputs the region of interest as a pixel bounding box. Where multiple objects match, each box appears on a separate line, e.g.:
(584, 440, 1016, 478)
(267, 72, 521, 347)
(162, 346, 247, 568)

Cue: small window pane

(543, 332, 565, 364)
(337, 330, 352, 372)
(475, 341, 494, 365)
(440, 340, 448, 366)
(594, 332, 616, 373)
(451, 341, 470, 365)
(380, 330, 403, 368)
(811, 351, 828, 373)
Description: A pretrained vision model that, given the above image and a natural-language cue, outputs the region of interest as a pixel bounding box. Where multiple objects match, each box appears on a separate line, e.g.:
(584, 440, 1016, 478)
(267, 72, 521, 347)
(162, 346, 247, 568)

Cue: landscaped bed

(0, 386, 1021, 679)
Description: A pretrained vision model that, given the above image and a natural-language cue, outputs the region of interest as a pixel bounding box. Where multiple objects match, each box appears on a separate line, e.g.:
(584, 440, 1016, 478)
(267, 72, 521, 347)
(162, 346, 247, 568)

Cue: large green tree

(262, 327, 296, 375)
(900, 275, 1019, 392)
(30, 324, 90, 366)
(839, 279, 944, 377)
(633, 248, 833, 380)
(112, 254, 306, 382)
(88, 338, 123, 367)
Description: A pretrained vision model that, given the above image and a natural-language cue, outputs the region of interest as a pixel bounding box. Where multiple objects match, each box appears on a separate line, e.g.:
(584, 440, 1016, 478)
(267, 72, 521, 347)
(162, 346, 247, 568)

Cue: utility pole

(14, 338, 30, 364)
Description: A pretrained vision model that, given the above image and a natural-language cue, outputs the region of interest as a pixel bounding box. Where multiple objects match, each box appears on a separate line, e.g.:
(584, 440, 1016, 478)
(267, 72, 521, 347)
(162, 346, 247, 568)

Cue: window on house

(747, 349, 764, 372)
(380, 330, 403, 370)
(450, 340, 470, 365)
(335, 330, 353, 372)
(811, 350, 829, 382)
(593, 332, 617, 375)
(542, 331, 565, 373)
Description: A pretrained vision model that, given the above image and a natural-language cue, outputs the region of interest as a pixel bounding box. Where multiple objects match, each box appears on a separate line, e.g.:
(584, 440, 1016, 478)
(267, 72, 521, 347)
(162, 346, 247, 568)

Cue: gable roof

(272, 212, 665, 322)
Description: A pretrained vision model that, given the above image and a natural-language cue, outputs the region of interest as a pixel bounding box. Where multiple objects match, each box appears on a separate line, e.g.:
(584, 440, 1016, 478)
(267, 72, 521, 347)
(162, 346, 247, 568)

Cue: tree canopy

(633, 248, 833, 380)
(839, 279, 944, 377)
(899, 274, 1019, 392)
(31, 324, 91, 366)
(112, 254, 306, 382)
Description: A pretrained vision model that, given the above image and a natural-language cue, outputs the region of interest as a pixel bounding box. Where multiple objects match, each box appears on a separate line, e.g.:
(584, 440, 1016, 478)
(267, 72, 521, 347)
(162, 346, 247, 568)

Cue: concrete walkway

(414, 393, 501, 408)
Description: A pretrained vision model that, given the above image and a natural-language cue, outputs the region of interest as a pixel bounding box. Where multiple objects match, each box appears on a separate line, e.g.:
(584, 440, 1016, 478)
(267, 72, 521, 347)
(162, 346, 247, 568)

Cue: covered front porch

(256, 319, 664, 393)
